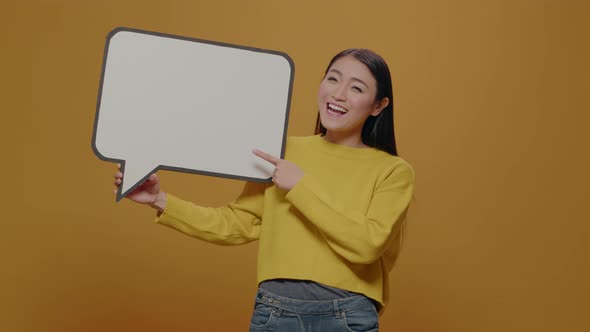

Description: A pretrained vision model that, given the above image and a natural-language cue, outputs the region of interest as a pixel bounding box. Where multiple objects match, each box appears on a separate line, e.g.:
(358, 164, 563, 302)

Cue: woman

(114, 49, 414, 331)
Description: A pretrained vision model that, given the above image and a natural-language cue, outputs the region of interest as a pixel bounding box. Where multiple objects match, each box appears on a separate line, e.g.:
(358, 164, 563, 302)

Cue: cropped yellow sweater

(155, 135, 415, 312)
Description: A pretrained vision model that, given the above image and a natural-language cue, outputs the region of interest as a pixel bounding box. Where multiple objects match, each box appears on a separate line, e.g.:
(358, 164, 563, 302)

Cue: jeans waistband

(256, 287, 375, 315)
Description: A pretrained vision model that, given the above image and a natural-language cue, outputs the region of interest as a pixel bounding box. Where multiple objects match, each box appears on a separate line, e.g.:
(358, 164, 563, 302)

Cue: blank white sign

(92, 28, 294, 201)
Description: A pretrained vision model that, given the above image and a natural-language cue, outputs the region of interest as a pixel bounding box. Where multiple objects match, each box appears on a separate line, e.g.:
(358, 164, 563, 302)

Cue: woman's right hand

(114, 164, 167, 211)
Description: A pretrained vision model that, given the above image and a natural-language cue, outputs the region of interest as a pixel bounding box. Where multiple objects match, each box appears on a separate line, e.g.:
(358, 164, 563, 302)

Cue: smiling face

(317, 55, 389, 146)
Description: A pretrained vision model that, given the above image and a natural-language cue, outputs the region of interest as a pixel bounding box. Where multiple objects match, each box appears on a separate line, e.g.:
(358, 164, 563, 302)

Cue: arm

(155, 181, 266, 245)
(285, 163, 414, 264)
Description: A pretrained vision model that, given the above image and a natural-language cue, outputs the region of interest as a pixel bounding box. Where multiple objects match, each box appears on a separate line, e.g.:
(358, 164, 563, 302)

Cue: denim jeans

(249, 287, 379, 332)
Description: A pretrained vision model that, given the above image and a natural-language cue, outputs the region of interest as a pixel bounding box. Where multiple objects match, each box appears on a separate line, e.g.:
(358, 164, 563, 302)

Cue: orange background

(8, 0, 590, 331)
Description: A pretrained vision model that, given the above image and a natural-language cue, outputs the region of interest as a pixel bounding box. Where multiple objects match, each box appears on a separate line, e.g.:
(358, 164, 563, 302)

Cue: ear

(371, 97, 389, 116)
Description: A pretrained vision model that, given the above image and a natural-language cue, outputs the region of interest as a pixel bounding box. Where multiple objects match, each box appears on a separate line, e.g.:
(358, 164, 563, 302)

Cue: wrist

(150, 191, 167, 212)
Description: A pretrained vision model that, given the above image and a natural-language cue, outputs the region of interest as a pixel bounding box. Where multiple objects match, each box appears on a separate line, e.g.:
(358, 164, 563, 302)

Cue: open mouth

(327, 103, 348, 116)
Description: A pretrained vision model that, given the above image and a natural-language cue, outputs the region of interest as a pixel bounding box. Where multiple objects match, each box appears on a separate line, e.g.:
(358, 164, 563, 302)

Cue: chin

(318, 113, 335, 131)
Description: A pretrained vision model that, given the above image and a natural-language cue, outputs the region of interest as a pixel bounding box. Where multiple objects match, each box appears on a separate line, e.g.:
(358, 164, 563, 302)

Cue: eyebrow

(328, 69, 369, 89)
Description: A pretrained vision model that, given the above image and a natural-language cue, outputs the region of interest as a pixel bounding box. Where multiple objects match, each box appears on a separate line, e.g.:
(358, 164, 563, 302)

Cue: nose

(332, 84, 347, 101)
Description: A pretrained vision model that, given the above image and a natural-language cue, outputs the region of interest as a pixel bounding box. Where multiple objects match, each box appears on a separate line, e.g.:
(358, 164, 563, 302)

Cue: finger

(115, 172, 123, 179)
(115, 179, 121, 186)
(117, 163, 121, 170)
(148, 173, 159, 183)
(253, 149, 280, 165)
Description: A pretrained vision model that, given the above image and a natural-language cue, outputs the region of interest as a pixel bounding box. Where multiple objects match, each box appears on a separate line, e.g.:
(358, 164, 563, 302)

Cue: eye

(352, 86, 363, 92)
(326, 76, 338, 82)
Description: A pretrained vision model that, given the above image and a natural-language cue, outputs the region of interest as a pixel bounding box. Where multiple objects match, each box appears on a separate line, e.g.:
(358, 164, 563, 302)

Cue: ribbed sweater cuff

(154, 193, 186, 228)
(285, 174, 321, 211)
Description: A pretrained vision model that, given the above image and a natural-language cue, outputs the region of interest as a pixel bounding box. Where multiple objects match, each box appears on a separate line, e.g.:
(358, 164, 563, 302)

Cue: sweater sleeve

(155, 181, 266, 245)
(285, 162, 415, 264)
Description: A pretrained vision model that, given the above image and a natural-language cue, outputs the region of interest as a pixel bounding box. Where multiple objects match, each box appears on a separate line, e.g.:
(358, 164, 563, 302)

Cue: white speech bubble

(92, 28, 294, 201)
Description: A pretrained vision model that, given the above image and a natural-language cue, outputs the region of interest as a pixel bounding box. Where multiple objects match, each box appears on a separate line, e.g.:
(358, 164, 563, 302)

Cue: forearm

(155, 182, 265, 245)
(285, 169, 414, 264)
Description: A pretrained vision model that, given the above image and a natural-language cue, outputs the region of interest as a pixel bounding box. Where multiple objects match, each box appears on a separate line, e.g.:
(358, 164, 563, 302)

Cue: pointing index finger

(253, 149, 280, 165)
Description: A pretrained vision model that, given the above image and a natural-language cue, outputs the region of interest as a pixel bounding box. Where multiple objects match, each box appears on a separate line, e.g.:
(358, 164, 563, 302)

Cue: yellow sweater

(156, 135, 415, 312)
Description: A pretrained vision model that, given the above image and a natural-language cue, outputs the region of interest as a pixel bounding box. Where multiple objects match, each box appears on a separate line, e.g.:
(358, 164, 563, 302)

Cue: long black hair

(314, 49, 398, 156)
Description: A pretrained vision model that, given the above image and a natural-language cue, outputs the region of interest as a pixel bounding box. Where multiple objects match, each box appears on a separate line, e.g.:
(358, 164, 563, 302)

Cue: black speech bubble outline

(91, 27, 294, 202)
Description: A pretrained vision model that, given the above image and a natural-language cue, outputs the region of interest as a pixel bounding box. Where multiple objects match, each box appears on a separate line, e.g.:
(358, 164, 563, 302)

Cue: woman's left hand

(253, 149, 304, 191)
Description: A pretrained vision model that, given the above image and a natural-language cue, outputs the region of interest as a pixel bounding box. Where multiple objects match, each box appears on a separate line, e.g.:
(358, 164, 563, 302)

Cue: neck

(323, 131, 368, 148)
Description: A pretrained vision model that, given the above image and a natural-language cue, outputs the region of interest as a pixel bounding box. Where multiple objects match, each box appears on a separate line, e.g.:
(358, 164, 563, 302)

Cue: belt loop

(333, 299, 341, 318)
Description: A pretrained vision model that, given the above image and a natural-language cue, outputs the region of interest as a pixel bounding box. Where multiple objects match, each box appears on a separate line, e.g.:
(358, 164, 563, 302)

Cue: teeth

(328, 103, 348, 113)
